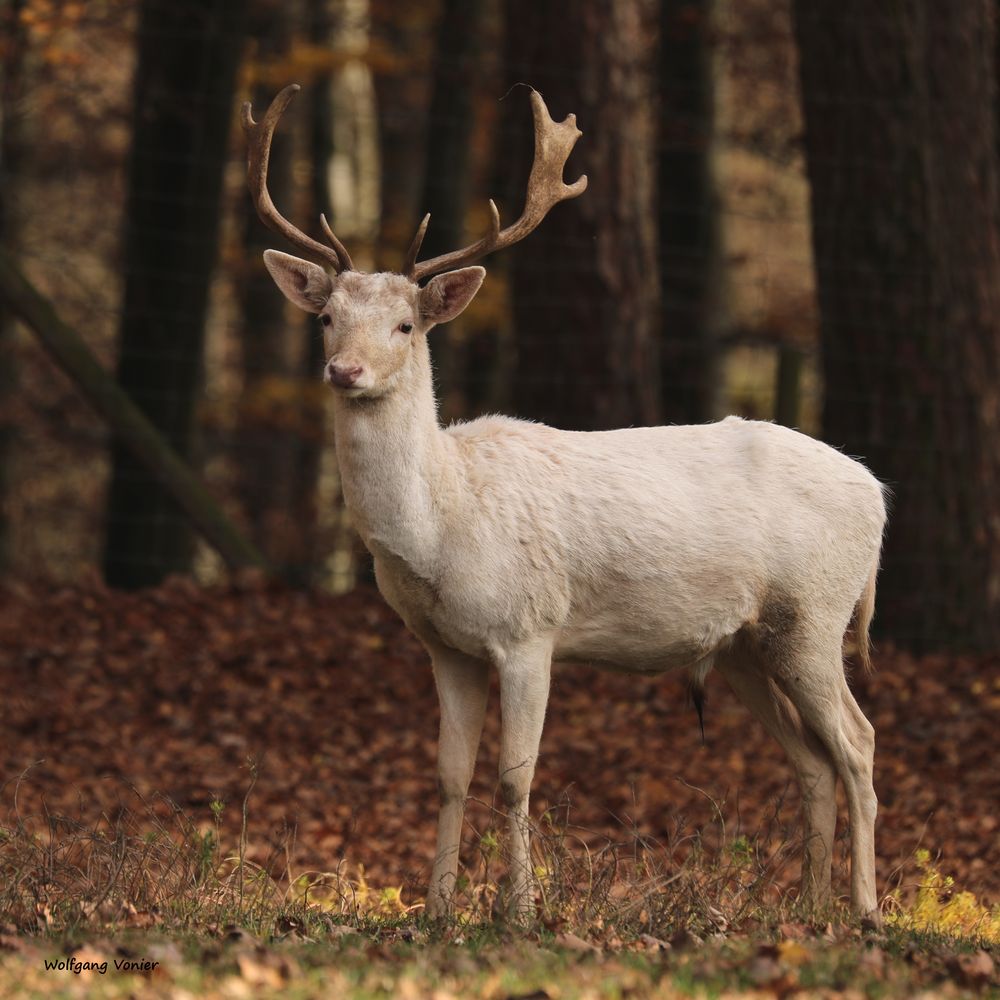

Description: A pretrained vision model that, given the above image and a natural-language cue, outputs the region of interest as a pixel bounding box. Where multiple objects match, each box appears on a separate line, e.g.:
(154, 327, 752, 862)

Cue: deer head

(241, 85, 587, 398)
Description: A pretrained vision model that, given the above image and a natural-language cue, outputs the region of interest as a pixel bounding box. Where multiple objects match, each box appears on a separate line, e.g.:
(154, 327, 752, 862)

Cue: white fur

(265, 255, 887, 922)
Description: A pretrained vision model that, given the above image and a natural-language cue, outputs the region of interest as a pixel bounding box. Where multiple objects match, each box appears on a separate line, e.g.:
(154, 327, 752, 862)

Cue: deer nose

(325, 362, 363, 388)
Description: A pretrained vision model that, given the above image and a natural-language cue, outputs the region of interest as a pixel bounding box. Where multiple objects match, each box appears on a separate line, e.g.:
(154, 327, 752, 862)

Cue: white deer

(242, 85, 886, 923)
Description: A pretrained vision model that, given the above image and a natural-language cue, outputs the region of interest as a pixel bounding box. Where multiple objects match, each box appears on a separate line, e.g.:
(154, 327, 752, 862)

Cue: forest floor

(0, 575, 998, 997)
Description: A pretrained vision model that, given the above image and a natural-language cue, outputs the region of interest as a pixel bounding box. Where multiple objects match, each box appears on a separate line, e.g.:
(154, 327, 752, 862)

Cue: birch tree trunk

(318, 0, 381, 589)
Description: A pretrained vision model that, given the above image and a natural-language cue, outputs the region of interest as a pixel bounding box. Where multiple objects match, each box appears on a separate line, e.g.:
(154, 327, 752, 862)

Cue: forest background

(0, 1, 998, 993)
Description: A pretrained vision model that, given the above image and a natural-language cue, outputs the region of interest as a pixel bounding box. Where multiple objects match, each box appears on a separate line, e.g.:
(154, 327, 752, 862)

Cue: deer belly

(554, 629, 712, 673)
(555, 598, 745, 674)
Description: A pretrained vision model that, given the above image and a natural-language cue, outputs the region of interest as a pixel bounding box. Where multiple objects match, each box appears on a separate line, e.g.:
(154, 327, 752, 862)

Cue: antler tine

(403, 213, 431, 278)
(485, 198, 501, 244)
(409, 90, 587, 283)
(320, 213, 355, 272)
(241, 84, 352, 273)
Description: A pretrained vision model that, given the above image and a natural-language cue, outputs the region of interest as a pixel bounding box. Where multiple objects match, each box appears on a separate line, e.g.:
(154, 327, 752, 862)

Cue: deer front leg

(425, 645, 489, 918)
(496, 637, 553, 920)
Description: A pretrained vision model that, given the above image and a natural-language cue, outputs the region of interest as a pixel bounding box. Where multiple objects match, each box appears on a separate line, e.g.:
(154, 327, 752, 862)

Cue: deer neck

(331, 339, 451, 576)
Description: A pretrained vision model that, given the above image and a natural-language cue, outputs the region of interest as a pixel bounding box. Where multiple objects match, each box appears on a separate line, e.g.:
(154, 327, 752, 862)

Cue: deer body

(244, 86, 886, 925)
(341, 377, 881, 674)
(325, 305, 885, 924)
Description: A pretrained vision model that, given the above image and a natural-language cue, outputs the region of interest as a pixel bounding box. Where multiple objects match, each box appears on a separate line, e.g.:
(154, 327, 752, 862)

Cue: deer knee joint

(500, 779, 527, 810)
(438, 773, 468, 806)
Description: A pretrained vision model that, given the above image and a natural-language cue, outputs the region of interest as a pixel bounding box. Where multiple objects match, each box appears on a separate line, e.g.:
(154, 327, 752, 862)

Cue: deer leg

(838, 683, 880, 920)
(716, 658, 838, 910)
(496, 637, 553, 920)
(773, 643, 880, 922)
(425, 645, 489, 918)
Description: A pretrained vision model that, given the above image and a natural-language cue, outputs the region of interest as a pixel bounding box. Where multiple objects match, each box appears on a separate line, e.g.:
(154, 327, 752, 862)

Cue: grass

(0, 766, 997, 998)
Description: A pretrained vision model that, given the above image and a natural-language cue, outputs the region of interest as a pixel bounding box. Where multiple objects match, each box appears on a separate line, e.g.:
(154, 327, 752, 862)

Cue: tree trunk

(236, 0, 304, 574)
(103, 0, 245, 589)
(293, 0, 337, 585)
(416, 0, 487, 417)
(659, 0, 720, 425)
(504, 0, 660, 431)
(793, 0, 1000, 650)
(318, 0, 382, 590)
(419, 0, 487, 266)
(370, 0, 435, 269)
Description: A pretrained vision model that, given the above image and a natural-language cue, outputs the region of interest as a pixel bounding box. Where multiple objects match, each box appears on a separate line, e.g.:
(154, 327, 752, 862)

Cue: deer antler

(406, 90, 587, 283)
(241, 84, 354, 273)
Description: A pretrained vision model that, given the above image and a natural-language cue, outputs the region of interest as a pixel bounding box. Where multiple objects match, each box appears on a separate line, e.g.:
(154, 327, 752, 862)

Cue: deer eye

(398, 322, 413, 334)
(320, 314, 332, 327)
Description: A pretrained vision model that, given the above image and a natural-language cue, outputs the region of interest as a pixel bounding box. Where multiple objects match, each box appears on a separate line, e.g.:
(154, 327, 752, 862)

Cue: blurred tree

(794, 1, 1000, 649)
(418, 0, 487, 267)
(104, 0, 246, 589)
(416, 0, 487, 416)
(659, 0, 721, 425)
(320, 0, 380, 264)
(0, 0, 26, 573)
(236, 0, 308, 576)
(293, 0, 337, 583)
(504, 0, 660, 430)
(315, 0, 382, 590)
(370, 2, 436, 267)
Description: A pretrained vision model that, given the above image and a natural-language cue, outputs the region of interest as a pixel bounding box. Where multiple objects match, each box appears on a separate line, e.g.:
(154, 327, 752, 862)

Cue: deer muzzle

(325, 362, 364, 389)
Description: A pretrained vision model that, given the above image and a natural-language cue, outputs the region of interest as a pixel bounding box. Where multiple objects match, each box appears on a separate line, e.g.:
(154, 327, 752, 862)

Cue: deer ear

(263, 250, 334, 313)
(419, 267, 485, 326)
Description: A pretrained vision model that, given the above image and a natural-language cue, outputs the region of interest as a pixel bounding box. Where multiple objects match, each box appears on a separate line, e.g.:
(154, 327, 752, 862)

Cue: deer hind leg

(770, 639, 879, 921)
(425, 645, 489, 918)
(715, 657, 838, 910)
(496, 636, 553, 920)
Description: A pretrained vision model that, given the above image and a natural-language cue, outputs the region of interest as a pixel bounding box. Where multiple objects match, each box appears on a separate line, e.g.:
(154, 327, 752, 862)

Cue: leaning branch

(0, 247, 269, 575)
